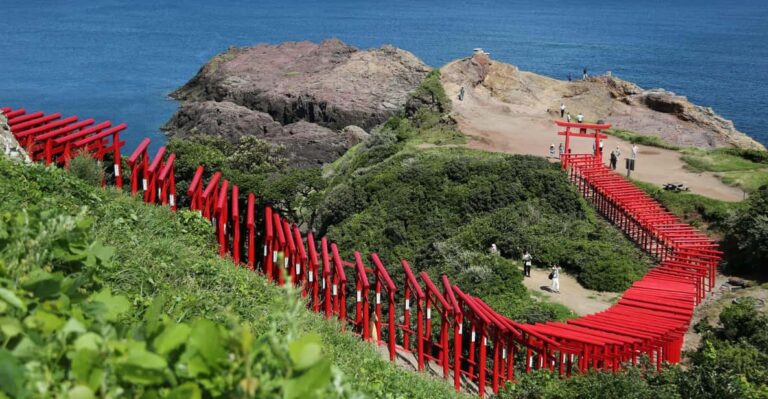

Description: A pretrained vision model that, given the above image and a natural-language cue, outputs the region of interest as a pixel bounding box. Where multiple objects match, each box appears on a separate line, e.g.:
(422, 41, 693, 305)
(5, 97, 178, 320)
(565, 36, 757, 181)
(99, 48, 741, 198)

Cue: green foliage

(681, 147, 768, 193)
(167, 134, 325, 225)
(407, 69, 451, 114)
(0, 157, 464, 398)
(604, 129, 680, 150)
(321, 147, 649, 296)
(0, 204, 350, 398)
(68, 153, 104, 187)
(722, 186, 768, 273)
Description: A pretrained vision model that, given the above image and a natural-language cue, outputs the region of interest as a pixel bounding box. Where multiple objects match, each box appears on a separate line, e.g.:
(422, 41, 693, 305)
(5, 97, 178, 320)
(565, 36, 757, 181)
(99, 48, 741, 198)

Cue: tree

(723, 186, 768, 274)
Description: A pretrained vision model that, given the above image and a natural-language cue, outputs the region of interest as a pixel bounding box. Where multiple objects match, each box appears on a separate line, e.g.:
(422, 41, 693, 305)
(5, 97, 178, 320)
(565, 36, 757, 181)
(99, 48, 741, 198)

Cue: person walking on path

(610, 146, 621, 170)
(566, 113, 571, 122)
(560, 103, 566, 118)
(582, 67, 588, 80)
(522, 251, 532, 277)
(549, 143, 556, 158)
(550, 264, 561, 293)
(599, 139, 604, 156)
(631, 144, 638, 160)
(458, 86, 465, 101)
(559, 142, 564, 157)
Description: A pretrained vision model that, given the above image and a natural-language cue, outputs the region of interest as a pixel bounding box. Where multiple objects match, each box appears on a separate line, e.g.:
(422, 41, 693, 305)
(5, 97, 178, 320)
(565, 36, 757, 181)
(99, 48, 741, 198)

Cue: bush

(722, 186, 768, 273)
(69, 152, 104, 186)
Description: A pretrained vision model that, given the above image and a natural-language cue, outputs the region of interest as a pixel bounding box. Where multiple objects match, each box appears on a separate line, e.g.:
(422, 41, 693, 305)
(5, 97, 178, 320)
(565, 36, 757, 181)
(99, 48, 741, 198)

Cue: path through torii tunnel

(1, 107, 720, 397)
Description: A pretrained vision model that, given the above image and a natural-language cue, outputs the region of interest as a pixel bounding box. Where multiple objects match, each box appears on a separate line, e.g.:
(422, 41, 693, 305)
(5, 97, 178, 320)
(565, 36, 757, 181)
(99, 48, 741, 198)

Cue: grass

(0, 157, 466, 399)
(604, 128, 680, 150)
(680, 148, 768, 192)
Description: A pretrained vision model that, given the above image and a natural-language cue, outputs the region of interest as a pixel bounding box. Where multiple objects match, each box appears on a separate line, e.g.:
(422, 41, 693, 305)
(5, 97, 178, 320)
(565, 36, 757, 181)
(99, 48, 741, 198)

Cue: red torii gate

(556, 120, 610, 169)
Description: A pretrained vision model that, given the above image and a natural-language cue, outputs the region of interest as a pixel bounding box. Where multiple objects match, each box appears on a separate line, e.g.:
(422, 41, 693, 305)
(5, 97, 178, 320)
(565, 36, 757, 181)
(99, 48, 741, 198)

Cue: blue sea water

(1, 0, 767, 151)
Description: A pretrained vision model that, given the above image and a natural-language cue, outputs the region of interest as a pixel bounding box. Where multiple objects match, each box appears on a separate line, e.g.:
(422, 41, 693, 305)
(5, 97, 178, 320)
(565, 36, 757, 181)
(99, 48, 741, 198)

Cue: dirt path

(441, 67, 746, 202)
(522, 267, 615, 316)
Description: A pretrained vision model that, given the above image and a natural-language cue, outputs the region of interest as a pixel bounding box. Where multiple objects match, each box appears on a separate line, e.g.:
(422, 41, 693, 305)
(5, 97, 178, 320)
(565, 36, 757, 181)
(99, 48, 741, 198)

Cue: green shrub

(69, 153, 104, 186)
(0, 206, 351, 398)
(722, 186, 768, 273)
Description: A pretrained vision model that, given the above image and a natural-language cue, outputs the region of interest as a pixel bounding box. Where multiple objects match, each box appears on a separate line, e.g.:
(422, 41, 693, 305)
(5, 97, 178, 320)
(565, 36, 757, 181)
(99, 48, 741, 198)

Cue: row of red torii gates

(2, 107, 720, 397)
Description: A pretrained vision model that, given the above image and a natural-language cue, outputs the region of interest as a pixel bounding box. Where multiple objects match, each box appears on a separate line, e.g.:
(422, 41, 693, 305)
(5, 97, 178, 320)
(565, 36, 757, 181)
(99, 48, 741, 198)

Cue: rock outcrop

(0, 112, 30, 163)
(164, 39, 430, 166)
(442, 53, 764, 150)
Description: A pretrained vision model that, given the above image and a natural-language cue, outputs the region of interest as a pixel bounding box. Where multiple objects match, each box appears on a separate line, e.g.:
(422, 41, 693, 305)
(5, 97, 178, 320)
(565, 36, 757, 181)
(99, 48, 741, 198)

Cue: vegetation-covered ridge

(0, 156, 464, 398)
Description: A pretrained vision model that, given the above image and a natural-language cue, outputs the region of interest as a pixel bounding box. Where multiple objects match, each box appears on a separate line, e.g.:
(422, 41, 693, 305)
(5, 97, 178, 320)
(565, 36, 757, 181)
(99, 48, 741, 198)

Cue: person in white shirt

(576, 113, 584, 123)
(490, 243, 499, 255)
(560, 103, 566, 118)
(631, 144, 638, 160)
(550, 264, 561, 293)
(522, 251, 532, 277)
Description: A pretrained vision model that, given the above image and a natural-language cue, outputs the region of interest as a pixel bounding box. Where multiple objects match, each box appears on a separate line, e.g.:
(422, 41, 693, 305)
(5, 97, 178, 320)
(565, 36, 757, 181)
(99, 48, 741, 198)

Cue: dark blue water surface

(2, 0, 767, 150)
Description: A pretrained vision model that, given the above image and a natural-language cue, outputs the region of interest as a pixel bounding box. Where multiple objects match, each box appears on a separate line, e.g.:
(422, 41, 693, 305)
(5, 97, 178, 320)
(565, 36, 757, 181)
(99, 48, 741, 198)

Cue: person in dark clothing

(582, 67, 588, 79)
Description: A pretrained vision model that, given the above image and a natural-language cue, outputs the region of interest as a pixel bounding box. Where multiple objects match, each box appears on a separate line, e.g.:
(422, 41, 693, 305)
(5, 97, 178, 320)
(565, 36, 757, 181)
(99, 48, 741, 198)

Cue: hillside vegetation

(318, 71, 652, 324)
(0, 157, 463, 398)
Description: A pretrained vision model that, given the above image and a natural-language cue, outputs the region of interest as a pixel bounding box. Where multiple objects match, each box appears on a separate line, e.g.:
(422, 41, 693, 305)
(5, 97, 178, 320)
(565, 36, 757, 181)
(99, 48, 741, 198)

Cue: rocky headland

(165, 41, 763, 169)
(163, 39, 430, 167)
(442, 52, 764, 150)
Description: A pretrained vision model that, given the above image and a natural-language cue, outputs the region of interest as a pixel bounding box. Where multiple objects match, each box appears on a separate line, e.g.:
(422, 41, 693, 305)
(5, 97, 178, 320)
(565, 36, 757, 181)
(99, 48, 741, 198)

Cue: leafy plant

(68, 153, 104, 187)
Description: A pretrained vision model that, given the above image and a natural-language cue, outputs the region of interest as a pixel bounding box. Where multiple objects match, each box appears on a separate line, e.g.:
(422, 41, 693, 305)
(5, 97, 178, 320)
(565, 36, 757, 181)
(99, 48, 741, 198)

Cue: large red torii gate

(556, 120, 611, 169)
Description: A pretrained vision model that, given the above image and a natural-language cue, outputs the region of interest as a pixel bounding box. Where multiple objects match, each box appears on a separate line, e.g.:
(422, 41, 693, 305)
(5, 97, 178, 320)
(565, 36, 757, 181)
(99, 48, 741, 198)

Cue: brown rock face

(164, 39, 430, 166)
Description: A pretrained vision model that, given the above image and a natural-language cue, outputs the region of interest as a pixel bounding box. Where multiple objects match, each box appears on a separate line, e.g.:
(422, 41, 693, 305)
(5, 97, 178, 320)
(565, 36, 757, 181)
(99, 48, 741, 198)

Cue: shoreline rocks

(164, 39, 430, 166)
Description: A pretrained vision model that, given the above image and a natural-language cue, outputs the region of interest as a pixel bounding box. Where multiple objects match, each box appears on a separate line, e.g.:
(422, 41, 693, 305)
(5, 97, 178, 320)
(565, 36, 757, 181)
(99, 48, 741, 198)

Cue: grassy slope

(0, 157, 464, 399)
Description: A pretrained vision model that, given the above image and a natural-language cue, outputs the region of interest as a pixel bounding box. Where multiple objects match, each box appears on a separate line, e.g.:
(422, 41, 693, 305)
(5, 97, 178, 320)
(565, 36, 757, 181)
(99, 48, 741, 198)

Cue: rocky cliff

(442, 53, 764, 150)
(0, 112, 30, 163)
(164, 39, 430, 166)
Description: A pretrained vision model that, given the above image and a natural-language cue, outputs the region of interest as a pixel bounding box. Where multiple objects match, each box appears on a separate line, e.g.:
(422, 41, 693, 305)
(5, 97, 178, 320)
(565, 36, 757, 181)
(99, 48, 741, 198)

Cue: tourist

(568, 72, 572, 82)
(490, 243, 499, 255)
(560, 103, 566, 118)
(549, 143, 556, 158)
(522, 251, 532, 277)
(576, 112, 584, 123)
(458, 86, 465, 101)
(559, 142, 564, 156)
(550, 264, 561, 293)
(582, 67, 588, 80)
(632, 143, 638, 160)
(566, 113, 571, 122)
(610, 146, 621, 170)
(599, 139, 604, 156)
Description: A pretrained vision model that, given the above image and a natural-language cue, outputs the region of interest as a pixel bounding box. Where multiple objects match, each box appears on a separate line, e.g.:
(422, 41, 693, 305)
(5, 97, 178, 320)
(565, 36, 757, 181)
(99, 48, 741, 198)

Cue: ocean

(1, 0, 767, 150)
